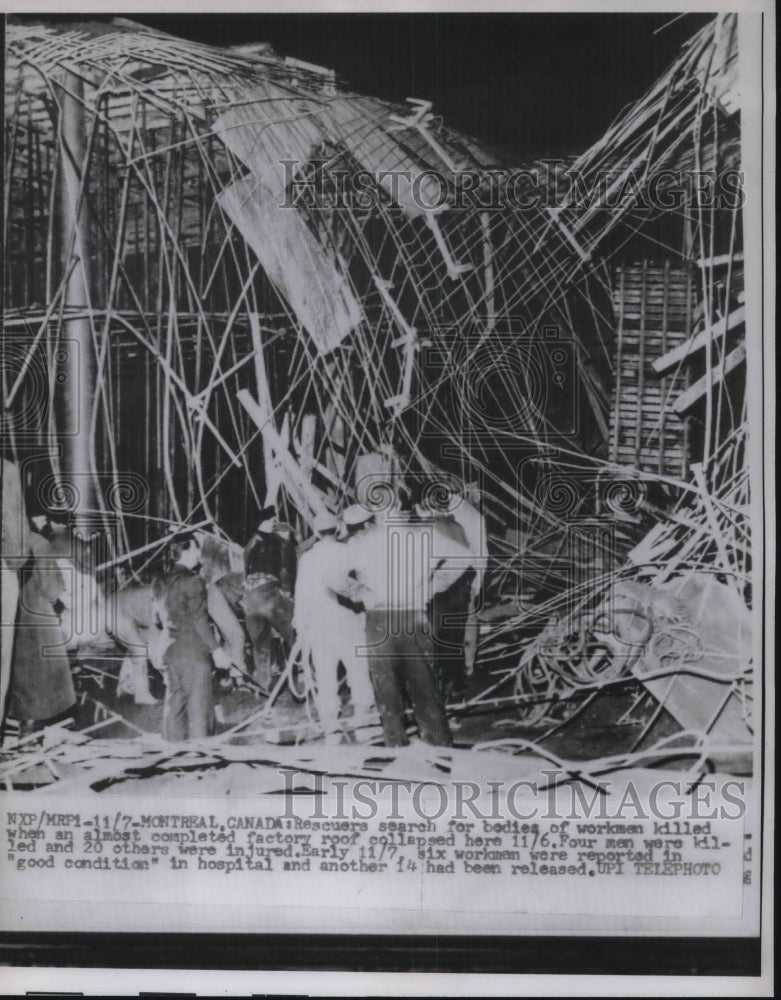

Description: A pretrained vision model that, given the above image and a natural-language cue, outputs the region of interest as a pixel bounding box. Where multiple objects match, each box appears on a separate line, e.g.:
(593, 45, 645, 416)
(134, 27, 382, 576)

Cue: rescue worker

(2, 458, 33, 736)
(7, 529, 76, 737)
(154, 533, 232, 741)
(329, 502, 473, 748)
(417, 482, 485, 707)
(294, 508, 375, 743)
(240, 505, 296, 692)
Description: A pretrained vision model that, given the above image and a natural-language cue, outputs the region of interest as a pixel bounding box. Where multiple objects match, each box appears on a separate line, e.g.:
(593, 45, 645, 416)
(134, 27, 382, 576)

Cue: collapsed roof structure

(1, 14, 752, 789)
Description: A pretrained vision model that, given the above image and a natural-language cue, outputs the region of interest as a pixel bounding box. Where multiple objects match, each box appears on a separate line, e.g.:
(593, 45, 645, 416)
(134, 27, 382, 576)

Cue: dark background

(23, 11, 711, 158)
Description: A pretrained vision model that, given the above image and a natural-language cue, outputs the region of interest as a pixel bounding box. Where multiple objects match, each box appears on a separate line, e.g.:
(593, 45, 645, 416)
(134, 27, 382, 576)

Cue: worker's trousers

(161, 634, 214, 741)
(365, 610, 452, 748)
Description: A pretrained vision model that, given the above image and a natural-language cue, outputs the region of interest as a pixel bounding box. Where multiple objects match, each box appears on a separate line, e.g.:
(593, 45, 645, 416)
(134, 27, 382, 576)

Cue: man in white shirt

(294, 509, 375, 743)
(329, 505, 473, 747)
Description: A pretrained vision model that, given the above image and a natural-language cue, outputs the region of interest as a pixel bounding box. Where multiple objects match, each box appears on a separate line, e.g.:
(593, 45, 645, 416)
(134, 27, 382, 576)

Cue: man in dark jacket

(2, 458, 32, 735)
(155, 533, 231, 740)
(240, 505, 296, 692)
(8, 532, 76, 735)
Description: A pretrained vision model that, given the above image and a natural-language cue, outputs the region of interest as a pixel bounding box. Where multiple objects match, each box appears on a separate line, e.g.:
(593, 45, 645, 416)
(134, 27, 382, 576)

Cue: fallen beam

(672, 343, 746, 413)
(653, 305, 744, 374)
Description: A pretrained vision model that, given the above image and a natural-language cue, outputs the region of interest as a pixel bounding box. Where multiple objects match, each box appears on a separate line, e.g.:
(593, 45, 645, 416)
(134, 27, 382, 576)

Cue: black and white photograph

(0, 2, 773, 994)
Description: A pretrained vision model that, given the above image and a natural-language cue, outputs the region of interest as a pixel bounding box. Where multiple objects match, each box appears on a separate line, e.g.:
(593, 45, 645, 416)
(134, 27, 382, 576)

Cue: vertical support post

(682, 266, 692, 480)
(248, 313, 278, 507)
(481, 211, 495, 333)
(634, 260, 647, 469)
(24, 109, 34, 304)
(57, 70, 97, 528)
(610, 269, 625, 464)
(658, 260, 670, 476)
(143, 345, 151, 549)
(299, 414, 317, 476)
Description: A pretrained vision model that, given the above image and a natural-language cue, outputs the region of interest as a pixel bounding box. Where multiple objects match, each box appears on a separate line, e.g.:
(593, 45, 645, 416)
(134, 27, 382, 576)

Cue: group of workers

(295, 500, 475, 747)
(2, 453, 482, 751)
(155, 487, 480, 748)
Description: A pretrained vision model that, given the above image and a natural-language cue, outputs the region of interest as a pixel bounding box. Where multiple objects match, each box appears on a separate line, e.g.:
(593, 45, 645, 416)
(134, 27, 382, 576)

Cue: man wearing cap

(154, 533, 232, 740)
(240, 505, 296, 692)
(329, 503, 472, 748)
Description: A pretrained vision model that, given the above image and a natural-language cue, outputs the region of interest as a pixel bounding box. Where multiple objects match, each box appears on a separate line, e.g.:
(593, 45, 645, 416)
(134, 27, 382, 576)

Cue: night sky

(21, 11, 712, 158)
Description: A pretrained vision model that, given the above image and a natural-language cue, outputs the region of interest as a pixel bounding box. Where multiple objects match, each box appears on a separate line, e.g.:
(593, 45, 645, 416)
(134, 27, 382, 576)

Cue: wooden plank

(617, 291, 691, 302)
(696, 252, 744, 268)
(653, 306, 745, 373)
